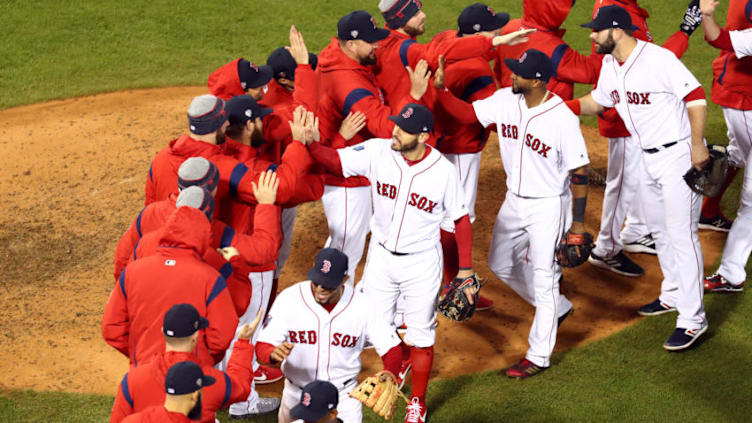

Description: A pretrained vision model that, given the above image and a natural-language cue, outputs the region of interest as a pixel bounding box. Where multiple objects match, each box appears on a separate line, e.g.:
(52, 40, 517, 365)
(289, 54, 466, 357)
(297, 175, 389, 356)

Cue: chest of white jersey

(257, 282, 400, 388)
(338, 140, 467, 253)
(591, 41, 702, 149)
(472, 88, 589, 198)
(730, 28, 752, 58)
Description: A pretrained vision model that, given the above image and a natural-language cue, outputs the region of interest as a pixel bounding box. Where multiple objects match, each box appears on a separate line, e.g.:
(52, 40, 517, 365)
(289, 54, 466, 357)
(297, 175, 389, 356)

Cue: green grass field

(1, 0, 750, 422)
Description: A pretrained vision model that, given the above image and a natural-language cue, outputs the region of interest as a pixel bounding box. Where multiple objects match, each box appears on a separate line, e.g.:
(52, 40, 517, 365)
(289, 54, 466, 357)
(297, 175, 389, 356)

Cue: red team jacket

(121, 406, 191, 423)
(710, 0, 752, 110)
(113, 192, 281, 282)
(102, 207, 238, 367)
(110, 340, 254, 423)
(430, 30, 497, 154)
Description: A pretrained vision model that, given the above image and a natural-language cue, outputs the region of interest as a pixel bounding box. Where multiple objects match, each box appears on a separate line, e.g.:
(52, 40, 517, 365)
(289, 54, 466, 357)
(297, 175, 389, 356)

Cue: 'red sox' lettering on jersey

(331, 333, 360, 348)
(500, 123, 519, 139)
(376, 181, 398, 199)
(407, 193, 439, 213)
(524, 134, 552, 158)
(287, 330, 317, 345)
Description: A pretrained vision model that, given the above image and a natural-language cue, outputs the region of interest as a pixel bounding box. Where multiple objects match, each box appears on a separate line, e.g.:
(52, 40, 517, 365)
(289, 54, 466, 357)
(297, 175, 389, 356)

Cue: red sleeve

(280, 173, 326, 208)
(292, 64, 318, 112)
(380, 344, 402, 376)
(232, 141, 313, 205)
(308, 142, 344, 176)
(102, 271, 131, 357)
(436, 89, 478, 124)
(454, 215, 472, 269)
(707, 28, 734, 52)
(350, 92, 398, 139)
(224, 255, 252, 317)
(223, 339, 254, 405)
(230, 204, 282, 264)
(205, 276, 240, 364)
(565, 99, 581, 115)
(110, 374, 134, 423)
(662, 31, 690, 58)
(113, 210, 145, 280)
(553, 47, 602, 84)
(684, 86, 706, 102)
(409, 35, 493, 69)
(328, 132, 348, 149)
(144, 163, 156, 206)
(255, 341, 276, 365)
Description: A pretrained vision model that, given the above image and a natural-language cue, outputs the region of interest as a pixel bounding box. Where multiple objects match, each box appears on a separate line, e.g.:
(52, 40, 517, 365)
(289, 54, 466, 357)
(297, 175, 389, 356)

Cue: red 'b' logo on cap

(370, 17, 377, 29)
(321, 260, 332, 273)
(302, 392, 311, 406)
(487, 6, 495, 15)
(402, 107, 414, 119)
(519, 52, 527, 63)
(249, 62, 259, 72)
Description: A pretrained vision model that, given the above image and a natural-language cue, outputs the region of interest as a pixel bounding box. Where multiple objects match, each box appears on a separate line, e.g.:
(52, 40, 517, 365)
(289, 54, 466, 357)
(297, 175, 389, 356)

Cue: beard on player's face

(187, 392, 202, 421)
(250, 119, 266, 148)
(403, 11, 426, 37)
(594, 29, 616, 54)
(391, 132, 420, 153)
(312, 283, 342, 305)
(511, 75, 531, 95)
(215, 125, 227, 145)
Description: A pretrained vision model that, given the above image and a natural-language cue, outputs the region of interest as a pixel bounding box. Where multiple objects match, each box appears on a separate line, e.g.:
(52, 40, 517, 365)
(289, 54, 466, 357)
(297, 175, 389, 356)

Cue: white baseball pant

(637, 141, 706, 330)
(592, 136, 652, 258)
(322, 185, 372, 284)
(222, 270, 275, 416)
(488, 191, 572, 368)
(716, 107, 752, 284)
(279, 379, 361, 423)
(274, 207, 297, 279)
(444, 152, 482, 223)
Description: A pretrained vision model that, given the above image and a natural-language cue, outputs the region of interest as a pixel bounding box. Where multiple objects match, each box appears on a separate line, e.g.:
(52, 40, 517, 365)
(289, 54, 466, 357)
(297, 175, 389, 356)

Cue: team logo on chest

(332, 333, 360, 348)
(288, 330, 318, 344)
(500, 123, 519, 139)
(408, 193, 438, 213)
(524, 133, 551, 158)
(377, 181, 397, 199)
(626, 92, 651, 105)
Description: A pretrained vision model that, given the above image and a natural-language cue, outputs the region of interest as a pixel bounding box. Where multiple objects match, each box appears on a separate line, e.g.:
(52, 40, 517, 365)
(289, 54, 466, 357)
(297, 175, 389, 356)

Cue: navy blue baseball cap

(237, 59, 274, 90)
(163, 303, 210, 338)
(388, 103, 434, 134)
(457, 3, 510, 36)
(290, 380, 339, 421)
(226, 95, 273, 125)
(338, 10, 390, 43)
(307, 248, 348, 289)
(581, 5, 639, 31)
(504, 48, 554, 82)
(165, 361, 215, 395)
(267, 47, 318, 81)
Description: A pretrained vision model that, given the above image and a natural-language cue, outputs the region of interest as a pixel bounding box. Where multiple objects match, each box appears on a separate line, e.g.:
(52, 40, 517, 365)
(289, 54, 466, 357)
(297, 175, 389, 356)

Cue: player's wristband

(572, 197, 587, 223)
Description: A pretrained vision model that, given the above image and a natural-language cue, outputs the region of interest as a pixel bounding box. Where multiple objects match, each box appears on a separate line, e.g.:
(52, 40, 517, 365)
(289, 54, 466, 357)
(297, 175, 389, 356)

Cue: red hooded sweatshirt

(207, 58, 246, 101)
(429, 30, 497, 154)
(258, 63, 319, 112)
(145, 134, 312, 210)
(113, 192, 281, 283)
(102, 207, 238, 367)
(316, 37, 422, 187)
(110, 340, 254, 423)
(710, 0, 752, 110)
(121, 406, 190, 423)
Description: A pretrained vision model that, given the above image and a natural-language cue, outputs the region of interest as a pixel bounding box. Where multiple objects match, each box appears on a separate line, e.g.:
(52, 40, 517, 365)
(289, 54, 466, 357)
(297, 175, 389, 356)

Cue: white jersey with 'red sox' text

(472, 88, 589, 198)
(591, 40, 702, 149)
(256, 282, 400, 388)
(338, 140, 467, 253)
(730, 28, 752, 58)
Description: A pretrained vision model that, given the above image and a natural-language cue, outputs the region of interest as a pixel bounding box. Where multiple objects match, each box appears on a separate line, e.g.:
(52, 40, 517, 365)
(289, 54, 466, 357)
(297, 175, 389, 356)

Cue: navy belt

(644, 141, 678, 154)
(379, 242, 409, 256)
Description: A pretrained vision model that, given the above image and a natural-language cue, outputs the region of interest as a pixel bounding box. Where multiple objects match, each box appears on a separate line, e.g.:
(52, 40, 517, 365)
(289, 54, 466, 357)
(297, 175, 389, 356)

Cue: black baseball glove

(683, 144, 729, 198)
(437, 274, 483, 322)
(555, 231, 594, 268)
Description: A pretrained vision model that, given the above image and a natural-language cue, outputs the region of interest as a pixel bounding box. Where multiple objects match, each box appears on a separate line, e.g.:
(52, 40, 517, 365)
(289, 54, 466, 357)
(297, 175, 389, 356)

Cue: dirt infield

(0, 87, 727, 396)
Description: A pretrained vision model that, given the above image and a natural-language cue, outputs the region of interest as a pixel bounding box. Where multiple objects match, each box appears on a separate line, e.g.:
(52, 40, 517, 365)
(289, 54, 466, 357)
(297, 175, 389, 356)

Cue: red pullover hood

(318, 37, 373, 74)
(158, 206, 212, 256)
(521, 0, 574, 32)
(208, 58, 244, 101)
(166, 134, 223, 175)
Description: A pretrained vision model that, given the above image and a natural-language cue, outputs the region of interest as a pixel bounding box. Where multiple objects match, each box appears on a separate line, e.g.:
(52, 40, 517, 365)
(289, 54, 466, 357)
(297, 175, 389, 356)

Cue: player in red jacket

(553, 0, 702, 277)
(207, 57, 273, 102)
(260, 47, 318, 110)
(120, 361, 216, 423)
(114, 158, 281, 284)
(315, 10, 432, 282)
(102, 203, 238, 368)
(110, 304, 263, 423)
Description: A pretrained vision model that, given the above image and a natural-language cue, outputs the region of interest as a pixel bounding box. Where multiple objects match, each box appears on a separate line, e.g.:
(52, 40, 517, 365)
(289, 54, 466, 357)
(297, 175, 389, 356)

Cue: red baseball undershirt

(707, 29, 733, 51)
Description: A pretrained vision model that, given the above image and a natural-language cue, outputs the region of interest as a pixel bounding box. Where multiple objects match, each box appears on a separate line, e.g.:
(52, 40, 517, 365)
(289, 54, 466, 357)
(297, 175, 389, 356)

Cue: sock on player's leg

(400, 340, 411, 361)
(409, 346, 434, 401)
(439, 230, 458, 290)
(702, 166, 739, 217)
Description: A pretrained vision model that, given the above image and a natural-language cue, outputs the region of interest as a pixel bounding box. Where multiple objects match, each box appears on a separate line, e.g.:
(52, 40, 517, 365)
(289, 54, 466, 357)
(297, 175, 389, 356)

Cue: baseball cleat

(663, 325, 708, 351)
(505, 358, 548, 379)
(698, 214, 733, 232)
(397, 358, 412, 389)
(404, 396, 427, 423)
(476, 294, 494, 311)
(254, 365, 283, 384)
(637, 299, 677, 316)
(588, 251, 645, 277)
(557, 307, 574, 327)
(704, 273, 744, 293)
(229, 397, 281, 419)
(622, 234, 657, 255)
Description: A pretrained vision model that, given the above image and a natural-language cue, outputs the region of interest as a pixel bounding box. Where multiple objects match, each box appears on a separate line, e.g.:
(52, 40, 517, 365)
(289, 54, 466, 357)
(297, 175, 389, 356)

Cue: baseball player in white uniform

(572, 5, 710, 350)
(255, 248, 404, 423)
(465, 49, 590, 378)
(307, 102, 477, 423)
(699, 0, 751, 292)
